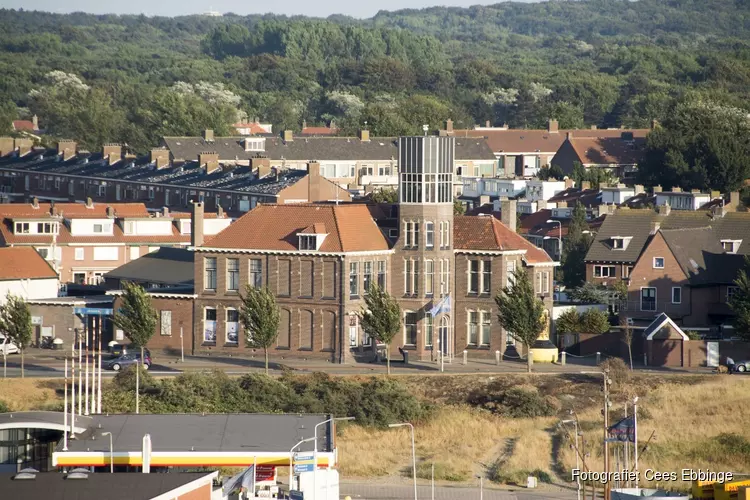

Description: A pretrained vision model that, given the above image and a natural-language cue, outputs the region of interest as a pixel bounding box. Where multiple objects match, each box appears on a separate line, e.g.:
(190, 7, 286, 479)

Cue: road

(339, 481, 579, 499)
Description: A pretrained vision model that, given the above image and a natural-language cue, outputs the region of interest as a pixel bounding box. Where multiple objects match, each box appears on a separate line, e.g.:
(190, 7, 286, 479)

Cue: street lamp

(314, 417, 355, 500)
(389, 423, 417, 500)
(289, 436, 316, 494)
(101, 432, 113, 473)
(477, 475, 483, 500)
(546, 219, 562, 261)
(561, 419, 581, 500)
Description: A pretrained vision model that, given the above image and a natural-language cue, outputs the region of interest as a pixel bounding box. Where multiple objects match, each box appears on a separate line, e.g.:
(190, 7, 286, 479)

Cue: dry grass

(0, 378, 64, 411)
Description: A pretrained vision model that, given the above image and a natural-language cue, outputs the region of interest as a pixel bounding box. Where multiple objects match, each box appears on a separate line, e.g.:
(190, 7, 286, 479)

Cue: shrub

(489, 465, 552, 485)
(111, 364, 156, 392)
(416, 461, 469, 481)
(468, 386, 558, 418)
(0, 400, 9, 412)
(598, 357, 631, 386)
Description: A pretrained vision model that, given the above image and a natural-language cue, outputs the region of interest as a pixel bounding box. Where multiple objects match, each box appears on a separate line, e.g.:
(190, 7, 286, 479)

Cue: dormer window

(243, 138, 266, 152)
(15, 222, 30, 234)
(298, 224, 327, 251)
(611, 236, 632, 250)
(722, 239, 742, 254)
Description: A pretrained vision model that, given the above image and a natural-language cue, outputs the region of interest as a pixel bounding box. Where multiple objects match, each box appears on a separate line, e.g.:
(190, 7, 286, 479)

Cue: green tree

(561, 202, 591, 288)
(453, 198, 466, 216)
(370, 188, 398, 204)
(729, 256, 750, 341)
(580, 309, 610, 334)
(571, 162, 586, 187)
(361, 284, 401, 375)
(112, 282, 157, 414)
(495, 269, 546, 372)
(0, 293, 32, 378)
(556, 309, 581, 335)
(537, 164, 565, 181)
(239, 285, 280, 375)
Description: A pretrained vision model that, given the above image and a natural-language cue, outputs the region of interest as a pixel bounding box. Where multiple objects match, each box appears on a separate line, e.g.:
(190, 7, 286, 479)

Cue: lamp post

(389, 423, 417, 500)
(477, 475, 483, 500)
(179, 321, 185, 363)
(545, 219, 562, 261)
(314, 417, 355, 500)
(289, 437, 316, 495)
(101, 432, 113, 473)
(562, 418, 581, 500)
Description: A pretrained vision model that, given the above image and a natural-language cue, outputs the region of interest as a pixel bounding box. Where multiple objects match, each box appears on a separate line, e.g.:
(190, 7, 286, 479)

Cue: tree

(580, 309, 610, 335)
(561, 202, 591, 288)
(619, 316, 634, 370)
(556, 308, 581, 335)
(239, 285, 280, 375)
(729, 256, 750, 341)
(571, 162, 586, 186)
(495, 269, 546, 372)
(112, 282, 157, 414)
(453, 198, 466, 216)
(569, 282, 611, 304)
(361, 284, 401, 375)
(537, 164, 565, 181)
(370, 188, 398, 204)
(0, 293, 32, 378)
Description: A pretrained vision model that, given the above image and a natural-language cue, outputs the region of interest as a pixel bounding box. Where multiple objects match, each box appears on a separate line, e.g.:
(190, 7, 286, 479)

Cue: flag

(430, 294, 451, 317)
(224, 465, 255, 494)
(606, 416, 635, 443)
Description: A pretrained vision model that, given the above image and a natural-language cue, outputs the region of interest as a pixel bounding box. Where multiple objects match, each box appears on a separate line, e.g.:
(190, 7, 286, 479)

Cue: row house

(189, 136, 556, 363)
(550, 132, 646, 181)
(0, 199, 230, 285)
(450, 119, 651, 178)
(0, 141, 351, 215)
(161, 129, 497, 196)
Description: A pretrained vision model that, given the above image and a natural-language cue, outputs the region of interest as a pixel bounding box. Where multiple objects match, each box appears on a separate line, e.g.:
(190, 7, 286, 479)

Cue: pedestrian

(726, 356, 735, 374)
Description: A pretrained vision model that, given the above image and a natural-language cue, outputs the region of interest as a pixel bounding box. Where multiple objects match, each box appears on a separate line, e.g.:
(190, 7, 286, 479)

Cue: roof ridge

(490, 218, 505, 249)
(660, 226, 713, 232)
(330, 205, 345, 252)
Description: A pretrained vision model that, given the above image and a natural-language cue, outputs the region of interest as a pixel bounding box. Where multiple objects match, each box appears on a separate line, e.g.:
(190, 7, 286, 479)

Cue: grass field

(2, 371, 748, 491)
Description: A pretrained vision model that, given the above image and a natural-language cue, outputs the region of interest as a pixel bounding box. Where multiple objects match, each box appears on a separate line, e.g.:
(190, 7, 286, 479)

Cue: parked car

(104, 352, 151, 371)
(0, 334, 19, 355)
(733, 360, 750, 373)
(109, 344, 151, 358)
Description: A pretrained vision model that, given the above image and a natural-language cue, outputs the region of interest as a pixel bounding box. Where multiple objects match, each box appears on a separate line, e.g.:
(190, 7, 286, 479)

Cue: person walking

(726, 356, 735, 374)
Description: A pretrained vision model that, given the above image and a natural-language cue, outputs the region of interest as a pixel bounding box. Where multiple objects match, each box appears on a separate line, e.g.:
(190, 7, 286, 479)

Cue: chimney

(329, 119, 336, 130)
(672, 187, 682, 193)
(446, 119, 454, 133)
(538, 199, 548, 210)
(500, 199, 517, 232)
(590, 125, 597, 130)
(634, 184, 645, 195)
(31, 197, 39, 209)
(202, 129, 214, 142)
(566, 131, 573, 140)
(0, 137, 14, 157)
(103, 144, 122, 165)
(217, 205, 224, 218)
(564, 177, 575, 189)
(359, 129, 370, 142)
(106, 206, 115, 218)
(581, 181, 591, 190)
(283, 130, 293, 142)
(710, 190, 721, 200)
(150, 148, 170, 169)
(57, 140, 77, 161)
(162, 206, 170, 218)
(653, 184, 662, 193)
(485, 120, 491, 128)
(307, 161, 322, 202)
(548, 119, 558, 133)
(250, 157, 271, 179)
(691, 189, 700, 193)
(479, 195, 491, 207)
(32, 114, 38, 130)
(198, 152, 220, 175)
(15, 138, 32, 156)
(86, 197, 93, 209)
(190, 201, 204, 247)
(730, 191, 741, 209)
(658, 203, 671, 216)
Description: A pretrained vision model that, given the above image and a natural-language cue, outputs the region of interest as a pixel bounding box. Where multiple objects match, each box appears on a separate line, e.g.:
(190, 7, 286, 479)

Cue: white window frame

(129, 246, 140, 260)
(226, 258, 240, 292)
(425, 221, 434, 249)
(363, 261, 373, 294)
(671, 287, 681, 304)
(506, 260, 516, 287)
(377, 260, 386, 289)
(482, 260, 491, 294)
(74, 247, 85, 261)
(467, 310, 479, 346)
(424, 314, 433, 348)
(640, 287, 657, 312)
(480, 311, 491, 346)
(225, 308, 239, 344)
(204, 257, 217, 291)
(653, 257, 665, 269)
(594, 265, 617, 278)
(425, 259, 434, 296)
(468, 259, 480, 294)
(204, 307, 217, 343)
(349, 261, 359, 298)
(404, 311, 417, 346)
(249, 258, 262, 288)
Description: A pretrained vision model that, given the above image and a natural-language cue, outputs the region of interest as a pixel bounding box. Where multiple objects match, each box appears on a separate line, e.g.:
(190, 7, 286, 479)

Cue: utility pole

(603, 369, 611, 500)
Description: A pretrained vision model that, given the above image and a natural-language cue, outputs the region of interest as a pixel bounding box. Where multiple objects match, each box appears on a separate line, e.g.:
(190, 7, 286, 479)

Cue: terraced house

(191, 137, 555, 363)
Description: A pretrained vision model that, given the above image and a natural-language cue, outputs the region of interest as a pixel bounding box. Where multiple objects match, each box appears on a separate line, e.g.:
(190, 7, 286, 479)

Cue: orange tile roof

(168, 211, 223, 219)
(234, 123, 270, 134)
(0, 202, 149, 219)
(0, 247, 57, 280)
(453, 215, 553, 264)
(12, 120, 35, 132)
(570, 137, 646, 165)
(301, 126, 339, 136)
(454, 128, 649, 154)
(202, 204, 389, 252)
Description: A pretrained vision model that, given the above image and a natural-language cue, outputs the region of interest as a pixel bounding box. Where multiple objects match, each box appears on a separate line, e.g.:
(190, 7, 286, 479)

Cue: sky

(0, 0, 536, 19)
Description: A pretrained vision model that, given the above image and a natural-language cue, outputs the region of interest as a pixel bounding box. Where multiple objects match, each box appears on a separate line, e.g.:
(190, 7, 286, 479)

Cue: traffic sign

(74, 307, 114, 316)
(294, 463, 314, 473)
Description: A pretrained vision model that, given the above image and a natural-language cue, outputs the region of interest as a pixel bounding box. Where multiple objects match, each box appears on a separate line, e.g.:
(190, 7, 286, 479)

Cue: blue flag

(430, 295, 451, 317)
(224, 465, 255, 494)
(606, 416, 635, 443)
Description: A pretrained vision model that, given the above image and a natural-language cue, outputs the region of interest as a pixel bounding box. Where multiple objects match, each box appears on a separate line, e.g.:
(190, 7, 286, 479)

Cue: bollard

(596, 352, 601, 365)
(561, 351, 566, 365)
(643, 353, 648, 366)
(462, 350, 468, 365)
(528, 350, 534, 367)
(495, 350, 501, 366)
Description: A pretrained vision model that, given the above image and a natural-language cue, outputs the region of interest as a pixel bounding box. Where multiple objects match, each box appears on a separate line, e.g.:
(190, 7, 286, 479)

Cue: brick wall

(111, 295, 194, 355)
(27, 303, 87, 346)
(176, 482, 212, 500)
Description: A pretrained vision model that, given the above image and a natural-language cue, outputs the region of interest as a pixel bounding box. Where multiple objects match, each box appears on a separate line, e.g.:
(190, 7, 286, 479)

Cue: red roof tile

(12, 120, 35, 132)
(453, 216, 553, 264)
(0, 202, 149, 219)
(203, 204, 389, 252)
(453, 128, 649, 154)
(301, 126, 339, 136)
(0, 247, 57, 280)
(570, 137, 646, 165)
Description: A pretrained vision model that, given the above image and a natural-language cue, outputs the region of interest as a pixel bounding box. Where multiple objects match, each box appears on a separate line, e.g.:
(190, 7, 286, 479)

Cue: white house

(525, 180, 568, 203)
(0, 247, 59, 304)
(655, 190, 712, 211)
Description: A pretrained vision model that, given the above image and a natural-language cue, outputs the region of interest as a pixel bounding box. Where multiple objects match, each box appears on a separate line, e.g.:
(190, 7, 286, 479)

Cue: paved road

(339, 481, 579, 499)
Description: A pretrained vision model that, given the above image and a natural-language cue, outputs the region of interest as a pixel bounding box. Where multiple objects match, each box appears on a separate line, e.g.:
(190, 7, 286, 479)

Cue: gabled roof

(0, 202, 148, 219)
(12, 120, 35, 132)
(548, 188, 602, 207)
(104, 247, 194, 286)
(585, 209, 658, 263)
(0, 247, 57, 280)
(453, 216, 553, 264)
(452, 128, 649, 154)
(660, 227, 744, 286)
(643, 313, 689, 340)
(202, 204, 390, 253)
(569, 137, 646, 165)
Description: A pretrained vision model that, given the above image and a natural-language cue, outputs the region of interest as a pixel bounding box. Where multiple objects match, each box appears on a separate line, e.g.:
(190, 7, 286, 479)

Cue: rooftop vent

(13, 473, 37, 480)
(66, 472, 90, 480)
(68, 468, 91, 474)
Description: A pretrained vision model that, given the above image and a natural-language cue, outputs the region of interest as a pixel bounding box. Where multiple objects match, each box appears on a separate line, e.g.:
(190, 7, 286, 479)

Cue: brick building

(189, 137, 555, 363)
(0, 199, 230, 286)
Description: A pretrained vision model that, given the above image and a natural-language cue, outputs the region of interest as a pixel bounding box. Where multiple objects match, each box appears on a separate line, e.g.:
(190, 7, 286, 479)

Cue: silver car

(733, 360, 750, 373)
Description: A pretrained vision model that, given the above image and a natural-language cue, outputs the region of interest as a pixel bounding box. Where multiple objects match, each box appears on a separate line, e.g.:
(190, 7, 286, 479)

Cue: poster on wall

(161, 310, 172, 336)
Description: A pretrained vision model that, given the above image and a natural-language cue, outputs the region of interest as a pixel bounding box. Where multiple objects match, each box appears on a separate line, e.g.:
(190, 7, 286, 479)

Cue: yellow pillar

(531, 309, 558, 363)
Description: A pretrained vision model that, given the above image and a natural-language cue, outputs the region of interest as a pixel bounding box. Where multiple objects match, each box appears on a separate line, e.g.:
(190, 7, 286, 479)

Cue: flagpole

(624, 402, 630, 487)
(633, 396, 639, 487)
